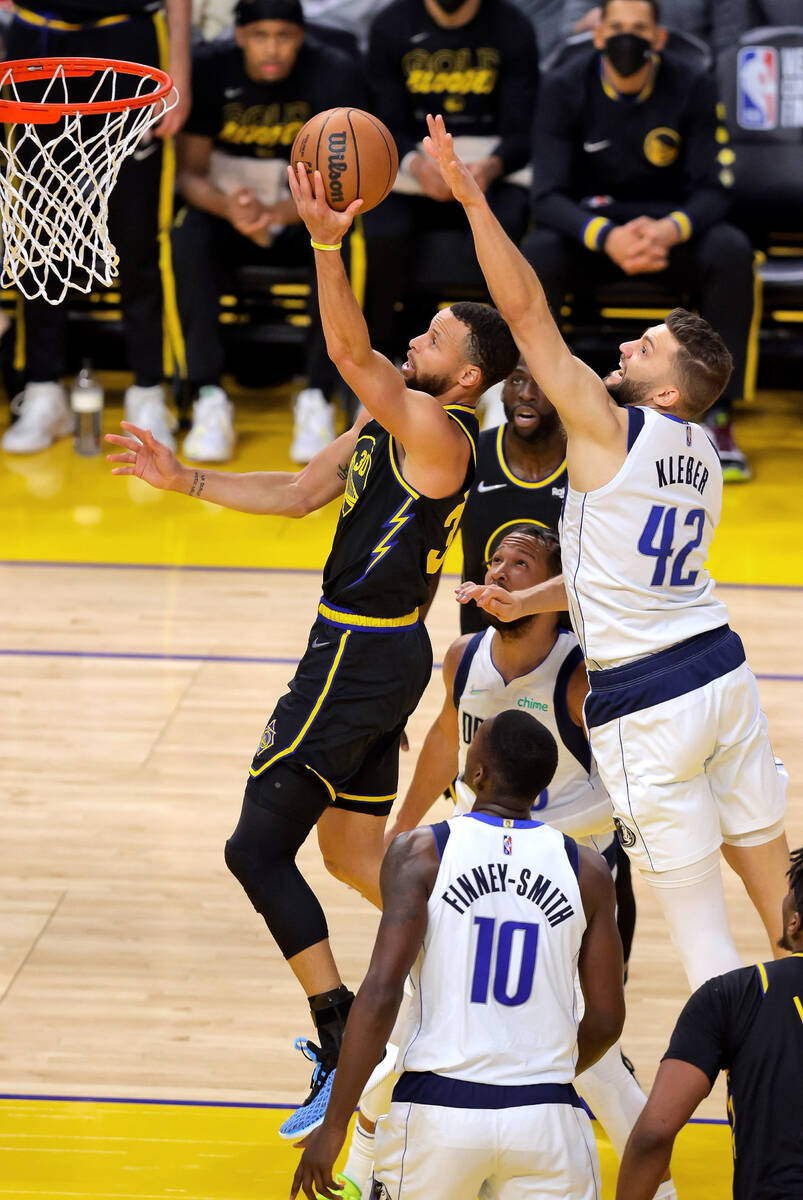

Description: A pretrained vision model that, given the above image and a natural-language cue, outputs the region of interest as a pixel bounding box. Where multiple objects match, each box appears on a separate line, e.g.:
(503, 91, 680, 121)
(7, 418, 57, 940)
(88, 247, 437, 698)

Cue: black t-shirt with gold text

(184, 36, 365, 161)
(366, 0, 538, 171)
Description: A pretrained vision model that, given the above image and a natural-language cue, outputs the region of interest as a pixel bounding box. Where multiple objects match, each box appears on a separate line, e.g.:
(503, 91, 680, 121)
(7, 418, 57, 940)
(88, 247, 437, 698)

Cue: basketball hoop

(0, 57, 177, 302)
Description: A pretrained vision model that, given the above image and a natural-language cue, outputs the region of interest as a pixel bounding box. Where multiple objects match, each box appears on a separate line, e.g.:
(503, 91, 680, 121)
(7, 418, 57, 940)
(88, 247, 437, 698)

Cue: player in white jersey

(390, 526, 612, 849)
(424, 114, 790, 994)
(291, 710, 625, 1200)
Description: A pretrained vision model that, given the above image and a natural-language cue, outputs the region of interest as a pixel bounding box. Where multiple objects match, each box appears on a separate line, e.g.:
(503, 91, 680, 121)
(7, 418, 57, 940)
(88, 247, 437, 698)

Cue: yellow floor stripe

(0, 1099, 735, 1199)
(1, 384, 802, 585)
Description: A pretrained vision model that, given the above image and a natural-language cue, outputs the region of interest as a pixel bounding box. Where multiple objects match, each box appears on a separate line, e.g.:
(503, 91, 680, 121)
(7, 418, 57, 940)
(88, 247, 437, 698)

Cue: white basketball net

(0, 62, 177, 302)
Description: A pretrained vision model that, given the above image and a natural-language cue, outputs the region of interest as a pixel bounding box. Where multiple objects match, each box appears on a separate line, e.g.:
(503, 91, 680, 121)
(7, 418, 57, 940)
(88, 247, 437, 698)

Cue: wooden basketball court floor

(1, 382, 802, 1200)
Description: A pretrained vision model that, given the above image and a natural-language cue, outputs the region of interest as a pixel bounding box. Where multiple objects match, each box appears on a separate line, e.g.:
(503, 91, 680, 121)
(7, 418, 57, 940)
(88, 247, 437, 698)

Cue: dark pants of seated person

(363, 183, 530, 359)
(171, 206, 348, 395)
(521, 222, 756, 412)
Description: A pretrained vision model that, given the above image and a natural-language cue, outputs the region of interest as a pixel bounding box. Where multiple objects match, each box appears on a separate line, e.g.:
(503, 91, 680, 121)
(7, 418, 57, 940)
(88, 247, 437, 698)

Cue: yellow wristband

(311, 239, 342, 252)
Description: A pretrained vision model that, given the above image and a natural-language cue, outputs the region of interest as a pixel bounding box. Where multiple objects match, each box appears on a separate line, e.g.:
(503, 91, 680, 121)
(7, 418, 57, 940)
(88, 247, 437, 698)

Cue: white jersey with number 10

(396, 815, 585, 1086)
(561, 406, 730, 670)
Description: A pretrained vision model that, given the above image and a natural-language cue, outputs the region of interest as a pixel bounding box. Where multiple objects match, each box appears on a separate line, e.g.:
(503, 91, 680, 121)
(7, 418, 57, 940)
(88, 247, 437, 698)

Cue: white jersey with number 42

(396, 815, 585, 1086)
(561, 406, 730, 670)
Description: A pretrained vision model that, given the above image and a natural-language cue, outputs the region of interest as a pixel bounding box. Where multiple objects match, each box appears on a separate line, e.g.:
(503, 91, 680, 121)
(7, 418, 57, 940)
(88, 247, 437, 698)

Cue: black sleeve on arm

(530, 69, 599, 247)
(664, 966, 761, 1086)
(491, 6, 538, 174)
(673, 68, 732, 237)
(366, 6, 418, 163)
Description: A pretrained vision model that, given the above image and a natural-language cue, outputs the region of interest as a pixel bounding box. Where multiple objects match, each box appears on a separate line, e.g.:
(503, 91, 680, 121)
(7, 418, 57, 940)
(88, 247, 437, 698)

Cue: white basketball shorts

(372, 1098, 600, 1200)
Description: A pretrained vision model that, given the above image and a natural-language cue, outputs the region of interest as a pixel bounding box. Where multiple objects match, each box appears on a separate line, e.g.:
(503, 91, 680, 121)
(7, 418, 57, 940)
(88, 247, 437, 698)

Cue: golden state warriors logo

(341, 434, 375, 517)
(643, 127, 682, 167)
(257, 719, 276, 756)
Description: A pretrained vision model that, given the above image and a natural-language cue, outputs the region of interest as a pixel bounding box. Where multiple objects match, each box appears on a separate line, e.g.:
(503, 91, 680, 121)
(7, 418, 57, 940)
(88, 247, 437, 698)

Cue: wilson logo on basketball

(327, 131, 348, 204)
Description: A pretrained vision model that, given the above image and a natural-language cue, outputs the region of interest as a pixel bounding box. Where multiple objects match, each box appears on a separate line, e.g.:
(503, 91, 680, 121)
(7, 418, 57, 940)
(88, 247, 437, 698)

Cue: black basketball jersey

(459, 424, 567, 632)
(665, 955, 803, 1200)
(322, 406, 479, 619)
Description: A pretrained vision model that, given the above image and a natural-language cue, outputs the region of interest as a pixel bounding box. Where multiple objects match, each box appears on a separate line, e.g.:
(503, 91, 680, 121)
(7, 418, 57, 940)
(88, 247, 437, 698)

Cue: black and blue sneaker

(278, 1037, 337, 1141)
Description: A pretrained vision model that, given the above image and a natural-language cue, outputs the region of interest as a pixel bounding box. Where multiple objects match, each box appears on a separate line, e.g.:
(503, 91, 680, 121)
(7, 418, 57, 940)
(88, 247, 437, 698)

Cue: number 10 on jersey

(471, 916, 540, 1007)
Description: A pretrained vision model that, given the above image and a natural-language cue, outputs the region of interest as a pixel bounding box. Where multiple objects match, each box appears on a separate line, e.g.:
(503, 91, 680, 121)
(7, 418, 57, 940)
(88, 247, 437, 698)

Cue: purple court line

(1, 559, 803, 592)
(2, 648, 803, 683)
(0, 648, 300, 667)
(0, 1092, 731, 1125)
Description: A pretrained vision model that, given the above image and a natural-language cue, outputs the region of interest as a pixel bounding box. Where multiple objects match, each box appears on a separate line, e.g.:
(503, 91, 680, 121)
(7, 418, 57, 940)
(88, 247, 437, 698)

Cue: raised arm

(575, 845, 625, 1073)
(386, 635, 466, 840)
(286, 163, 472, 498)
(291, 828, 435, 1200)
(105, 412, 369, 516)
(456, 572, 568, 623)
(423, 116, 626, 467)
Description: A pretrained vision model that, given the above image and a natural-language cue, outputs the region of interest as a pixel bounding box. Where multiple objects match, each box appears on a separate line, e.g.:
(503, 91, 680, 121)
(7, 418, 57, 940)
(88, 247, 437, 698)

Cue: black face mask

(604, 32, 652, 77)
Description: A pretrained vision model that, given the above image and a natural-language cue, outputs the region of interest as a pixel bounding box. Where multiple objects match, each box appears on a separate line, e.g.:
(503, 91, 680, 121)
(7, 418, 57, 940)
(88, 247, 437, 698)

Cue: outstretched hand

(454, 581, 523, 622)
(289, 1123, 346, 1200)
(105, 422, 185, 492)
(422, 113, 485, 208)
(287, 163, 363, 247)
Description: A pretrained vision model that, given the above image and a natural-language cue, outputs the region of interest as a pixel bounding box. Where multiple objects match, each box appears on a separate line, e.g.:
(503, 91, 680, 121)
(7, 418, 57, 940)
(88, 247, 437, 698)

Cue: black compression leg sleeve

(224, 763, 332, 959)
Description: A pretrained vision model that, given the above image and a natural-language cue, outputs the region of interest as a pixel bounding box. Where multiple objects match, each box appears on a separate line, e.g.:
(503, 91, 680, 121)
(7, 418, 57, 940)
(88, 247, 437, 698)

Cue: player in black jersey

(616, 847, 803, 1200)
(460, 357, 567, 634)
(106, 155, 518, 1139)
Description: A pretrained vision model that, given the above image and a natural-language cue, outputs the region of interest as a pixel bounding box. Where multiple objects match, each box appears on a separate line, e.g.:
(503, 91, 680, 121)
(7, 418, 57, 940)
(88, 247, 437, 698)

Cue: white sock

(640, 851, 742, 991)
(654, 1180, 678, 1199)
(341, 1118, 374, 1196)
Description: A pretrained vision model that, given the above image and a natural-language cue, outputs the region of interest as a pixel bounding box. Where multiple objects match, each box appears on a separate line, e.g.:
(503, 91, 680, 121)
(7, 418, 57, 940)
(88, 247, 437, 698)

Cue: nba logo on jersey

(737, 47, 778, 130)
(503, 834, 512, 855)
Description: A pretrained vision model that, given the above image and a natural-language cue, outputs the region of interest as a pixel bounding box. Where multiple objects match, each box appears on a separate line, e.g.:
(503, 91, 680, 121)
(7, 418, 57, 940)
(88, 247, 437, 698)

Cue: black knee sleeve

(225, 763, 332, 959)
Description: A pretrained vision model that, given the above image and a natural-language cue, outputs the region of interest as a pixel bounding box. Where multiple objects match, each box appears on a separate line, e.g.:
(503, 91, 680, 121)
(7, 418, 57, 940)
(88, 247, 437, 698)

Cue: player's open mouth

(512, 405, 538, 426)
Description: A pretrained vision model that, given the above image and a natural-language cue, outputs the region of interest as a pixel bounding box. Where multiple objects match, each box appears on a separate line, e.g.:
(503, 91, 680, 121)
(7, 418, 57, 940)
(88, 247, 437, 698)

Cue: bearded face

(604, 371, 652, 407)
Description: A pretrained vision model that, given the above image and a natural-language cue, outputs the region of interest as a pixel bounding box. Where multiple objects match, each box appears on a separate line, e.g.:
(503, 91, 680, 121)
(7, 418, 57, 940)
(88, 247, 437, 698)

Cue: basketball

(290, 107, 399, 214)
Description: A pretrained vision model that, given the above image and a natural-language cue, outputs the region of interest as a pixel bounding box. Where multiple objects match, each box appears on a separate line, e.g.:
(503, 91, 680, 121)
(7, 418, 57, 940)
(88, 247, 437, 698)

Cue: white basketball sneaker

(290, 387, 336, 464)
(183, 385, 236, 463)
(2, 382, 72, 453)
(124, 383, 177, 452)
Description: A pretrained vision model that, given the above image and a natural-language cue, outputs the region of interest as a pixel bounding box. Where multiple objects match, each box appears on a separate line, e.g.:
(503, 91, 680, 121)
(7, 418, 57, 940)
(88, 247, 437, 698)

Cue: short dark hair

(789, 847, 803, 920)
(665, 308, 733, 420)
(491, 524, 562, 578)
(484, 710, 558, 801)
(451, 301, 519, 390)
(601, 0, 661, 20)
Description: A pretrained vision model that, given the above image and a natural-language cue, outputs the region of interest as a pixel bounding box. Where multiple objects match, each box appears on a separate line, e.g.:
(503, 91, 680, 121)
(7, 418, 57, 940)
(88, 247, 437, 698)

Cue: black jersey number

(426, 498, 466, 574)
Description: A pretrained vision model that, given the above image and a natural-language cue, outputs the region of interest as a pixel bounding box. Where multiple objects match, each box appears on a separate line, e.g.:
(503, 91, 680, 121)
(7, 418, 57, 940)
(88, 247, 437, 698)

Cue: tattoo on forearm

(188, 471, 206, 498)
(337, 462, 348, 481)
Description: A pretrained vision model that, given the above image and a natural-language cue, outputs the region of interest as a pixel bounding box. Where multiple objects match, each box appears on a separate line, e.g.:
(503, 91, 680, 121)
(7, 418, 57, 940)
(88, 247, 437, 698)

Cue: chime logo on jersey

(503, 834, 512, 855)
(341, 435, 375, 516)
(257, 719, 276, 755)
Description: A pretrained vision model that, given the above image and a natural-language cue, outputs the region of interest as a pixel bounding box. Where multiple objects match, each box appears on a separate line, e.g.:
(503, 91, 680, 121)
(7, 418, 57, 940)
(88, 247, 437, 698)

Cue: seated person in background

(565, 0, 750, 57)
(459, 356, 566, 634)
(172, 0, 364, 463)
(616, 847, 803, 1200)
(522, 0, 757, 481)
(363, 0, 538, 357)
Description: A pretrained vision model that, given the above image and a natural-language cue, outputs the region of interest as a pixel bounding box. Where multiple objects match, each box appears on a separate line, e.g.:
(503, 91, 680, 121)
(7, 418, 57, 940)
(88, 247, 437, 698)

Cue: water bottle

(71, 361, 103, 456)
